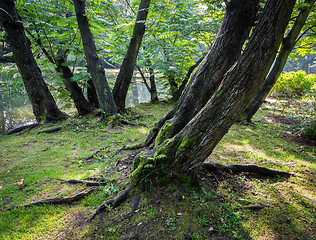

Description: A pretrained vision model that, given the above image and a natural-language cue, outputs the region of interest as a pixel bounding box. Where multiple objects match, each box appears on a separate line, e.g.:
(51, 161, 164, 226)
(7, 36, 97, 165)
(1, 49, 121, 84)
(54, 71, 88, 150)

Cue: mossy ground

(0, 99, 315, 240)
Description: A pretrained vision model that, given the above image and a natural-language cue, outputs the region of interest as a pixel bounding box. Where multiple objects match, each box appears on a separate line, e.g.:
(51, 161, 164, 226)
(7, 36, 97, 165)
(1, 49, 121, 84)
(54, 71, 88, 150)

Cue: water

(0, 80, 165, 135)
(0, 93, 36, 135)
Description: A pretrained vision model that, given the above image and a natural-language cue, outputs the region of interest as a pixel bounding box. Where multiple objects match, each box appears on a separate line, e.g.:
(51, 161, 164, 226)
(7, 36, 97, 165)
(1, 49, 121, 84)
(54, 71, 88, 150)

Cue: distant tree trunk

(137, 65, 159, 103)
(25, 28, 93, 116)
(144, 0, 259, 146)
(87, 79, 100, 108)
(74, 0, 117, 116)
(174, 54, 205, 101)
(0, 0, 67, 122)
(148, 66, 159, 102)
(132, 0, 296, 183)
(244, 0, 315, 121)
(112, 0, 151, 111)
(55, 50, 93, 116)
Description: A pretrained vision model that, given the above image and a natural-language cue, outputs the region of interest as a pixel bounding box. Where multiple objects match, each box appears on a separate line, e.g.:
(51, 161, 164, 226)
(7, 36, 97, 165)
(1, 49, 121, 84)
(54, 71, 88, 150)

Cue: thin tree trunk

(132, 0, 296, 183)
(0, 0, 67, 122)
(244, 0, 315, 121)
(174, 54, 205, 101)
(55, 50, 93, 115)
(74, 0, 117, 116)
(112, 0, 151, 111)
(25, 29, 92, 116)
(145, 0, 259, 146)
(148, 66, 158, 102)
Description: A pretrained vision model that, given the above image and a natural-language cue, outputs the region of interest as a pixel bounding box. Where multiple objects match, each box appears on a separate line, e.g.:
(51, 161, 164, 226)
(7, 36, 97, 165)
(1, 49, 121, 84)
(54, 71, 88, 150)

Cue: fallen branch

(1, 187, 95, 211)
(90, 185, 133, 221)
(37, 126, 63, 134)
(6, 123, 41, 135)
(55, 177, 112, 186)
(203, 162, 295, 177)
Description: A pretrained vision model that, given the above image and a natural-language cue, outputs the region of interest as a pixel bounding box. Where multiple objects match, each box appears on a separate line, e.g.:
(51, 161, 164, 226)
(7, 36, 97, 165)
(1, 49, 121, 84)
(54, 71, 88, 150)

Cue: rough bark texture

(74, 0, 117, 115)
(244, 0, 315, 121)
(112, 0, 151, 111)
(146, 0, 259, 146)
(0, 0, 67, 122)
(132, 0, 296, 183)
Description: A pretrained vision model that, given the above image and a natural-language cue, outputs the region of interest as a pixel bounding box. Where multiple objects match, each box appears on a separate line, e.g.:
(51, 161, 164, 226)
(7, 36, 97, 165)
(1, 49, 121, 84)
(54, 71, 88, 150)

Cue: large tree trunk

(131, 0, 296, 183)
(243, 0, 315, 121)
(0, 0, 67, 122)
(112, 0, 151, 111)
(144, 0, 259, 146)
(74, 0, 117, 116)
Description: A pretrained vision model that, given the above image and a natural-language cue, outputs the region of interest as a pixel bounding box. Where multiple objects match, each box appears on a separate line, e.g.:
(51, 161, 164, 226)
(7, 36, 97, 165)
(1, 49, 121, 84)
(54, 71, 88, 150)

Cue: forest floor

(0, 99, 315, 240)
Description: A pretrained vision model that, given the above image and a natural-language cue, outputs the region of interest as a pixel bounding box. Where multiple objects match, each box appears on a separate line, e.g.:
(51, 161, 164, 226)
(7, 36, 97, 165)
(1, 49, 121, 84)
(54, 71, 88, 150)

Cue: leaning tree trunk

(144, 0, 259, 146)
(74, 0, 117, 116)
(24, 29, 93, 116)
(131, 0, 296, 184)
(243, 0, 315, 121)
(112, 0, 151, 111)
(55, 50, 93, 116)
(0, 0, 67, 122)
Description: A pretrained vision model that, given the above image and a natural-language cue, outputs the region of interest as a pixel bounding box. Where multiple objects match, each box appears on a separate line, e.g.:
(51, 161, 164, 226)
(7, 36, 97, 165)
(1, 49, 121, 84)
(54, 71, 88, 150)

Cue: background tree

(74, 0, 118, 116)
(0, 0, 67, 122)
(112, 0, 151, 111)
(20, 0, 93, 116)
(244, 0, 315, 122)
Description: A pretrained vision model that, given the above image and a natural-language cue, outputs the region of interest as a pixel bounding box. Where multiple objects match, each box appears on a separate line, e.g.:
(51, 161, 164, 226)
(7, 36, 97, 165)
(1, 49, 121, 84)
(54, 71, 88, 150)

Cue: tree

(0, 0, 67, 122)
(244, 0, 315, 122)
(142, 0, 259, 147)
(21, 0, 93, 116)
(74, 0, 118, 116)
(112, 0, 151, 111)
(89, 0, 298, 220)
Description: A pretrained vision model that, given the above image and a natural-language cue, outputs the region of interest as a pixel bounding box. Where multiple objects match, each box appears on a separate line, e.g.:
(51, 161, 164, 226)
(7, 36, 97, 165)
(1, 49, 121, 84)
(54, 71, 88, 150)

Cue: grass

(0, 99, 315, 239)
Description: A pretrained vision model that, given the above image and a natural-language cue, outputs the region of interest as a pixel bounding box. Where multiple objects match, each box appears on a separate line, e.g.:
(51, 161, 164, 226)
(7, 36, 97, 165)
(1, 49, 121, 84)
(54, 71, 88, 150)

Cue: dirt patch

(268, 115, 299, 126)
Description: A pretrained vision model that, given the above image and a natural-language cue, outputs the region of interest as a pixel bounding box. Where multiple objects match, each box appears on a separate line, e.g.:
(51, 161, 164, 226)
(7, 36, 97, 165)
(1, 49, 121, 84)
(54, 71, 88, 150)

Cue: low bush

(271, 70, 315, 99)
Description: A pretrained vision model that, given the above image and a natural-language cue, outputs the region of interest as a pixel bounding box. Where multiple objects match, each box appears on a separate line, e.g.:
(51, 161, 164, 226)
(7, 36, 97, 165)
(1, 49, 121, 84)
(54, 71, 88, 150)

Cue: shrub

(271, 71, 315, 99)
(300, 119, 316, 140)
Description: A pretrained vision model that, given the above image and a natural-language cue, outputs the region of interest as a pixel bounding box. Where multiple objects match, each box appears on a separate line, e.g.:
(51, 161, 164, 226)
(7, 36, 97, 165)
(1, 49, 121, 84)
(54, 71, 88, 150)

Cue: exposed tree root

(55, 177, 113, 186)
(203, 162, 295, 177)
(1, 187, 95, 211)
(90, 185, 133, 221)
(37, 126, 63, 134)
(117, 184, 144, 223)
(83, 147, 108, 161)
(6, 123, 42, 135)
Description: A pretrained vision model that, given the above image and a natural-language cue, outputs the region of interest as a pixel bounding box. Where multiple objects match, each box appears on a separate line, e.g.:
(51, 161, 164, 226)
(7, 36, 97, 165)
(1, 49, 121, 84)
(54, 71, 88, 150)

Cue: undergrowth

(0, 100, 315, 239)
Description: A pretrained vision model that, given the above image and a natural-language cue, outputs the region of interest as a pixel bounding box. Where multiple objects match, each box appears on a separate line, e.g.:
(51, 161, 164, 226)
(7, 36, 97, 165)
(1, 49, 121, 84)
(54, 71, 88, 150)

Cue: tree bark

(112, 0, 151, 111)
(145, 0, 259, 146)
(244, 0, 315, 121)
(55, 50, 93, 115)
(0, 0, 67, 122)
(74, 0, 117, 116)
(132, 0, 296, 183)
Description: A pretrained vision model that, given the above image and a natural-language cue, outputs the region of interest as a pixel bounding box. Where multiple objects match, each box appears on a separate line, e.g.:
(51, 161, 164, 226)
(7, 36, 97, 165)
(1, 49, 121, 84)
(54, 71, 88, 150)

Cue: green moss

(154, 120, 175, 146)
(176, 136, 194, 155)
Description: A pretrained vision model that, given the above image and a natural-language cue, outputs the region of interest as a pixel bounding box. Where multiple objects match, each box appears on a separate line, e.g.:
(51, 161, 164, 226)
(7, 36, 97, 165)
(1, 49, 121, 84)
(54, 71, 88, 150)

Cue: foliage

(271, 71, 316, 99)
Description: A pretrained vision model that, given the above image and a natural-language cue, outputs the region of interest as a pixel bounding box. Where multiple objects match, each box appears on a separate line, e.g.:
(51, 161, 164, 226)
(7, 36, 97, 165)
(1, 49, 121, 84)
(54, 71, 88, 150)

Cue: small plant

(300, 119, 316, 140)
(166, 218, 177, 231)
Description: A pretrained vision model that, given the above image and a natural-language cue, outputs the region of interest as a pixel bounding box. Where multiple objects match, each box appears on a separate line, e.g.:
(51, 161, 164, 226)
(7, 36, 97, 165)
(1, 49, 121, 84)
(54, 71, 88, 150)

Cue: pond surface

(0, 81, 161, 135)
(0, 93, 36, 135)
